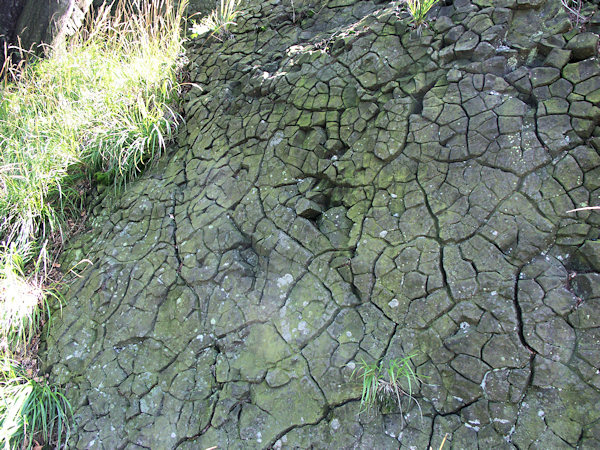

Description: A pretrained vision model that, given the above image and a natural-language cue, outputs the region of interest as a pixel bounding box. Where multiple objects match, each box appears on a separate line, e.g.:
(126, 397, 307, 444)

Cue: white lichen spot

(388, 298, 399, 308)
(268, 132, 284, 148)
(347, 361, 356, 370)
(379, 230, 388, 238)
(210, 318, 216, 325)
(494, 418, 511, 424)
(480, 371, 490, 391)
(277, 273, 294, 288)
(330, 418, 340, 430)
(538, 410, 545, 418)
(346, 331, 352, 338)
(460, 321, 470, 330)
(465, 423, 480, 432)
(280, 320, 292, 341)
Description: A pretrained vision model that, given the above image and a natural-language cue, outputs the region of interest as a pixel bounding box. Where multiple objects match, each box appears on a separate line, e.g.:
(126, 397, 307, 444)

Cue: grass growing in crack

(0, 358, 72, 449)
(190, 0, 242, 39)
(351, 355, 423, 423)
(402, 0, 440, 33)
(0, 0, 186, 446)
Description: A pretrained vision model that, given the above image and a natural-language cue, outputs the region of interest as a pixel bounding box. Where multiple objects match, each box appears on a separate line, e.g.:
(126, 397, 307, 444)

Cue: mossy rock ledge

(41, 0, 600, 448)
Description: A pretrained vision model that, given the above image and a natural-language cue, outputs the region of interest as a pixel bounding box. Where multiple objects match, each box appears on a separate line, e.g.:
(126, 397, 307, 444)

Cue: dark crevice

(437, 396, 479, 417)
(409, 79, 439, 116)
(427, 413, 438, 450)
(415, 167, 454, 304)
(512, 266, 537, 356)
(381, 323, 398, 359)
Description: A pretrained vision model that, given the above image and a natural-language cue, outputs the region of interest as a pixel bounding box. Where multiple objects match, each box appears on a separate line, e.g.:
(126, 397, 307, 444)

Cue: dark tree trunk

(0, 0, 27, 65)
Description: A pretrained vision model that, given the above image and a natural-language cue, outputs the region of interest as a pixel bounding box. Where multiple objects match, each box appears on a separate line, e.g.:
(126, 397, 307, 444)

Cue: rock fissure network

(43, 0, 600, 448)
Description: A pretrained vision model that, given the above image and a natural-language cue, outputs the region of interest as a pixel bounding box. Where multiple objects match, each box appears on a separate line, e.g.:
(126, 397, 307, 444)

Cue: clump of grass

(402, 0, 439, 33)
(190, 0, 242, 39)
(0, 0, 186, 269)
(351, 355, 424, 423)
(0, 244, 51, 355)
(0, 0, 187, 446)
(0, 358, 72, 449)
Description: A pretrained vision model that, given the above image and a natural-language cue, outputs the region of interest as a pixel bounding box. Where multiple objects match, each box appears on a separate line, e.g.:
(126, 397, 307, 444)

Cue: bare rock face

(42, 0, 600, 448)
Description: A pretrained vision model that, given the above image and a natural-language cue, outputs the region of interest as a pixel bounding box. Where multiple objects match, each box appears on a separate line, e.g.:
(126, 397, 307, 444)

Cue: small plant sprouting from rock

(190, 0, 242, 40)
(401, 0, 440, 34)
(350, 355, 423, 423)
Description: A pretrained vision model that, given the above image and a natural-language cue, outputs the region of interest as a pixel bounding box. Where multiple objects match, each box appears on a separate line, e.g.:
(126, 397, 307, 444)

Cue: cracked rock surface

(41, 0, 600, 448)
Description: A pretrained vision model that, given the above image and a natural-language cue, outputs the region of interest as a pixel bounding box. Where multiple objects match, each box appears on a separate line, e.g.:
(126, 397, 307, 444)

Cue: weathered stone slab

(42, 0, 600, 448)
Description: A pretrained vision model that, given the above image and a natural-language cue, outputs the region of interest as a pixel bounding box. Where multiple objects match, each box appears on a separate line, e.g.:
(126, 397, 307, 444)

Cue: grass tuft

(0, 358, 72, 449)
(0, 244, 50, 354)
(0, 0, 186, 270)
(190, 0, 242, 39)
(0, 0, 187, 446)
(351, 355, 424, 424)
(402, 0, 439, 33)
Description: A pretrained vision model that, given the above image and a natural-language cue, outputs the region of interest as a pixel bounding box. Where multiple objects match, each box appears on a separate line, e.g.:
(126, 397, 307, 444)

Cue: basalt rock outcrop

(42, 0, 600, 448)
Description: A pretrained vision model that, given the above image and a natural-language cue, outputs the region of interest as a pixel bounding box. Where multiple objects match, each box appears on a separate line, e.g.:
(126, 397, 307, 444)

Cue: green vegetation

(0, 245, 52, 354)
(351, 355, 423, 422)
(0, 0, 187, 446)
(403, 0, 440, 32)
(190, 0, 242, 39)
(0, 358, 72, 449)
